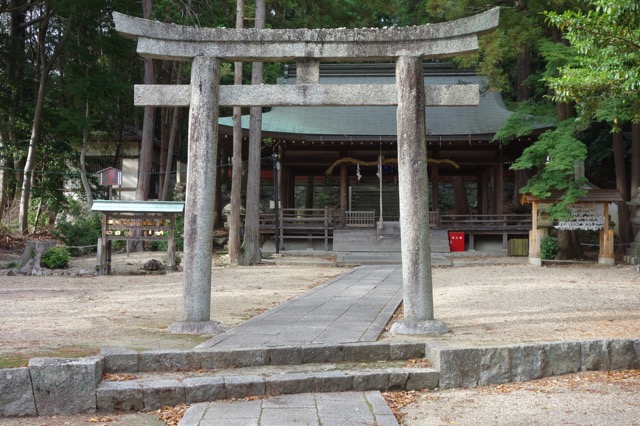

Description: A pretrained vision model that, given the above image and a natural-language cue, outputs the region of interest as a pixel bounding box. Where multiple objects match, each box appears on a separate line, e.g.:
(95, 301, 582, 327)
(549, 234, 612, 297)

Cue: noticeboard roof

(520, 189, 623, 204)
(91, 200, 185, 214)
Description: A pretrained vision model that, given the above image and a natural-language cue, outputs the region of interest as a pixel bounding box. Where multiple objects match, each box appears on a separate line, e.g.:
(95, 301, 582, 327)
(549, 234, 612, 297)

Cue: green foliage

(51, 199, 102, 256)
(41, 247, 71, 269)
(511, 120, 588, 220)
(540, 236, 559, 260)
(494, 102, 556, 141)
(149, 215, 184, 252)
(3, 261, 19, 269)
(545, 0, 640, 122)
(162, 254, 181, 269)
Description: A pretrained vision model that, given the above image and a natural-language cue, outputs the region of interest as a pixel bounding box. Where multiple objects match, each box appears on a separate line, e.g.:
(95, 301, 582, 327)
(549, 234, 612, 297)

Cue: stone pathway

(198, 265, 403, 349)
(179, 391, 398, 426)
(184, 266, 404, 425)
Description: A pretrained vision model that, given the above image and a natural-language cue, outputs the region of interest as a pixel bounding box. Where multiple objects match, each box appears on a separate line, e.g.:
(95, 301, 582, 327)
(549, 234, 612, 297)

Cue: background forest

(0, 0, 638, 260)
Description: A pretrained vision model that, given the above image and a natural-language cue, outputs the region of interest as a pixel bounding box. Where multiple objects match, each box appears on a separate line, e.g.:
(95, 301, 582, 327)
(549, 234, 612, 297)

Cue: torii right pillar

(391, 56, 448, 335)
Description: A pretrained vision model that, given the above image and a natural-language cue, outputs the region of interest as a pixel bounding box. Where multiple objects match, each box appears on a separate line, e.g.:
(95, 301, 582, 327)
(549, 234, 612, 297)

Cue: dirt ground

(0, 251, 346, 365)
(1, 251, 640, 425)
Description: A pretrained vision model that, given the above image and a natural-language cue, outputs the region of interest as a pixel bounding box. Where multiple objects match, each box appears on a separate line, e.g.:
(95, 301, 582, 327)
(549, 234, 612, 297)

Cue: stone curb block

(96, 381, 144, 411)
(102, 342, 426, 373)
(141, 379, 186, 411)
(0, 367, 37, 417)
(5, 338, 638, 417)
(29, 356, 103, 416)
(101, 348, 139, 373)
(265, 372, 312, 395)
(435, 338, 640, 389)
(224, 375, 266, 399)
(139, 350, 200, 372)
(96, 367, 440, 410)
(184, 377, 225, 404)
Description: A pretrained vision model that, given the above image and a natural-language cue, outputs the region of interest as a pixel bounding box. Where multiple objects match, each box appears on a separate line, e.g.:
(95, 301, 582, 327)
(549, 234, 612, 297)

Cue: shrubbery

(41, 247, 71, 269)
(540, 236, 558, 260)
(51, 199, 102, 256)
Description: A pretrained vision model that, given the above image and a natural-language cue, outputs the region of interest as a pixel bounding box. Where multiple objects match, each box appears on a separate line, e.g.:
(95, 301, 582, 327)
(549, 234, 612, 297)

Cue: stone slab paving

(179, 391, 398, 426)
(198, 266, 403, 349)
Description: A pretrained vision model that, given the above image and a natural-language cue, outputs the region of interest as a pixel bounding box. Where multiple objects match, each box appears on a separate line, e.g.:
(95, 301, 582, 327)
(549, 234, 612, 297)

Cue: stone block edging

(2, 338, 640, 417)
(429, 338, 640, 389)
(102, 341, 426, 373)
(96, 367, 440, 411)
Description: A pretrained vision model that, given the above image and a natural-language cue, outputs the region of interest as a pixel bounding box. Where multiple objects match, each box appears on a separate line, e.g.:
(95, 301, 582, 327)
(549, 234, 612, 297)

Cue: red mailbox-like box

(448, 232, 465, 252)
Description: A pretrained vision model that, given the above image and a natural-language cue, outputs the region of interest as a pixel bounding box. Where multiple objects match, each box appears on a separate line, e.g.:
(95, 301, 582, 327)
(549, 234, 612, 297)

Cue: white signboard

(555, 203, 605, 231)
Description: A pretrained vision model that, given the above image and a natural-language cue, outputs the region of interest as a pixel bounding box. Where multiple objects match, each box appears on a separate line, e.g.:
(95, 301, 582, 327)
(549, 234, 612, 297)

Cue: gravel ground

(1, 253, 639, 425)
(400, 370, 640, 426)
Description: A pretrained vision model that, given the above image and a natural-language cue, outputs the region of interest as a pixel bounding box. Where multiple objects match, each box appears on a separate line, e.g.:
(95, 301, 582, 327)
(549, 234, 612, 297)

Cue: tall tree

(545, 0, 640, 247)
(18, 1, 73, 234)
(240, 0, 265, 265)
(136, 0, 155, 202)
(228, 0, 244, 265)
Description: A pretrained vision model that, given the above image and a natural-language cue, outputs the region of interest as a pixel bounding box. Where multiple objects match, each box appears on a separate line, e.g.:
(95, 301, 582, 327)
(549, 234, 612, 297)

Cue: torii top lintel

(113, 8, 499, 62)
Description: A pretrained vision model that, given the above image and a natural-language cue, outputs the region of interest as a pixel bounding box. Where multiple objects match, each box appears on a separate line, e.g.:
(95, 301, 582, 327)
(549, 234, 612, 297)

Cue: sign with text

(97, 167, 123, 186)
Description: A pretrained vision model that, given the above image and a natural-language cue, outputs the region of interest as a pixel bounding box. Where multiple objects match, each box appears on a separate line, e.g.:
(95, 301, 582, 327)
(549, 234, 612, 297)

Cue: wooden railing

(429, 210, 441, 227)
(346, 210, 376, 228)
(259, 208, 333, 250)
(440, 214, 531, 230)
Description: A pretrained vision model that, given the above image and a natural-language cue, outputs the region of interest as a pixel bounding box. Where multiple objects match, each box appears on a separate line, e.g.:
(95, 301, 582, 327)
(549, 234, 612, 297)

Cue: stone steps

(4, 338, 640, 417)
(96, 341, 437, 412)
(97, 364, 439, 412)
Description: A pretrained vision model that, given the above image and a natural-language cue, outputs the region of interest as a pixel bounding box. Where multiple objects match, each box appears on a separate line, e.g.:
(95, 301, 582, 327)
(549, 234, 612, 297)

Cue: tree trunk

(136, 0, 155, 202)
(19, 38, 52, 233)
(304, 176, 314, 209)
(555, 229, 573, 260)
(160, 63, 183, 201)
(512, 169, 532, 208)
(631, 123, 640, 233)
(239, 0, 265, 266)
(613, 129, 632, 252)
(0, 131, 7, 223)
(79, 100, 94, 208)
(570, 230, 584, 258)
(228, 0, 244, 265)
(19, 63, 48, 233)
(452, 176, 470, 215)
(516, 47, 532, 102)
(213, 147, 224, 229)
(6, 1, 28, 209)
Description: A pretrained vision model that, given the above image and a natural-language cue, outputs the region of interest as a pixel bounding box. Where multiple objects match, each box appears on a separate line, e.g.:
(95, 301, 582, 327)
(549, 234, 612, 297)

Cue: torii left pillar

(390, 57, 448, 335)
(169, 56, 224, 334)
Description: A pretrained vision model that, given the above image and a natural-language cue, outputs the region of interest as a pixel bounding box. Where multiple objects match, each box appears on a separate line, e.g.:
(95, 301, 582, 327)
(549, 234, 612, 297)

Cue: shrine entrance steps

(333, 223, 451, 254)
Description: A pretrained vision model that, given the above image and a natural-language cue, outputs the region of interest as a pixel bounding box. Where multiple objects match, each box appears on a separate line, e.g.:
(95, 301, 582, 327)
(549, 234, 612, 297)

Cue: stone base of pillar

(389, 319, 449, 335)
(598, 257, 615, 265)
(529, 256, 542, 267)
(167, 321, 225, 335)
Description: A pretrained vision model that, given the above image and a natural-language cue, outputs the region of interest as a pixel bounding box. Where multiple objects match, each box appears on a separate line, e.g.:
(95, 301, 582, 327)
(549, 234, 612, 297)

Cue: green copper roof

(91, 200, 185, 213)
(219, 67, 515, 137)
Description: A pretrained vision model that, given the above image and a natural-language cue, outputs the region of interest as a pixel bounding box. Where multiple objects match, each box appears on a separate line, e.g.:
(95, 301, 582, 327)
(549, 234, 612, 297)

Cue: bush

(540, 236, 558, 260)
(52, 199, 102, 256)
(41, 247, 71, 269)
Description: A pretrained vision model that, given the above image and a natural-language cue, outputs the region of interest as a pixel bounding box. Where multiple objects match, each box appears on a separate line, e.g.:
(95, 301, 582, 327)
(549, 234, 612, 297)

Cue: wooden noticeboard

(91, 200, 185, 275)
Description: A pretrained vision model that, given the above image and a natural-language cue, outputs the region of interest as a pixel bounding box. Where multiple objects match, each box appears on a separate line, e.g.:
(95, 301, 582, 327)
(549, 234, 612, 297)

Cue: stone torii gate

(114, 8, 500, 335)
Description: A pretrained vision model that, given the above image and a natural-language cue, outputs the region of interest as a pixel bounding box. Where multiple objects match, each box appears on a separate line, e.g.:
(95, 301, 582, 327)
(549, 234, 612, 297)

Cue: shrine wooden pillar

(340, 162, 348, 228)
(599, 203, 615, 265)
(528, 200, 542, 266)
(430, 160, 440, 212)
(494, 149, 504, 215)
